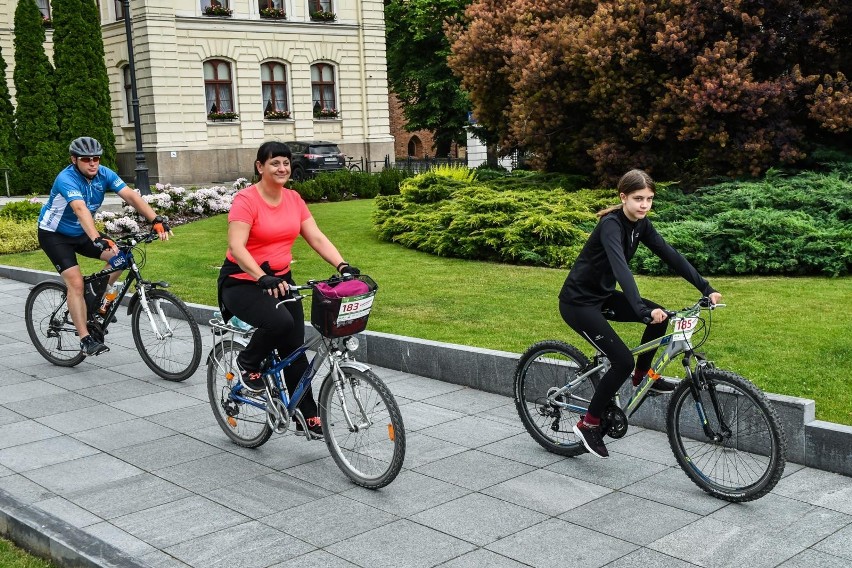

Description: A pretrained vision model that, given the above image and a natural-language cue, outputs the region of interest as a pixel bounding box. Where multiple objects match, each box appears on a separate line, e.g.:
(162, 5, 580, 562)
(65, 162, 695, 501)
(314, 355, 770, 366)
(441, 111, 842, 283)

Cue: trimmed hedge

(0, 218, 37, 254)
(291, 168, 415, 202)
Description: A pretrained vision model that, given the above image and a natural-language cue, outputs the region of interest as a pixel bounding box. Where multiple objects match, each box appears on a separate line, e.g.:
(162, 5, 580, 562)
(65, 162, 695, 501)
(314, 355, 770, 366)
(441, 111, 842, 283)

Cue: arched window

(408, 136, 422, 158)
(204, 59, 235, 114)
(122, 65, 134, 123)
(310, 63, 336, 117)
(261, 62, 289, 115)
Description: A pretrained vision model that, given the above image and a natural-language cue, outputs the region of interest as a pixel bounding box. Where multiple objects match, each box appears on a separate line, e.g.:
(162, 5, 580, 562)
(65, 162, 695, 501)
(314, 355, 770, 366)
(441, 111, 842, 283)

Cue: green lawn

(0, 538, 56, 568)
(3, 199, 850, 424)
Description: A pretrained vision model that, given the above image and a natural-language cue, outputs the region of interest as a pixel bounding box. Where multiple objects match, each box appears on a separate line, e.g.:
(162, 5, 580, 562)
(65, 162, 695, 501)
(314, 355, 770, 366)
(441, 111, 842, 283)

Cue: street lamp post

(122, 0, 150, 195)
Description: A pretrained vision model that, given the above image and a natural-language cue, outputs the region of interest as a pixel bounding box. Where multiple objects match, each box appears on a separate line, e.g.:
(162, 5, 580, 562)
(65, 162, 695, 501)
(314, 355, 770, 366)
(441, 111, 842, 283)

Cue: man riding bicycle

(37, 136, 171, 356)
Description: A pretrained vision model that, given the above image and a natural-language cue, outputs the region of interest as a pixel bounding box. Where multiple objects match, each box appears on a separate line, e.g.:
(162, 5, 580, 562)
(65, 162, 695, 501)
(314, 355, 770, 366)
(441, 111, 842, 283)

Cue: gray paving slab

(0, 274, 851, 568)
(486, 518, 638, 568)
(263, 493, 397, 548)
(325, 518, 477, 568)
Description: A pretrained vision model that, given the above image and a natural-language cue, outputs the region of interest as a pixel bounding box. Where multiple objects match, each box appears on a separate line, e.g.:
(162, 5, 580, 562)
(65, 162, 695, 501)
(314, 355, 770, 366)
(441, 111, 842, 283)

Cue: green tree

(0, 41, 18, 191)
(449, 0, 852, 185)
(13, 0, 63, 194)
(52, 0, 116, 168)
(385, 0, 472, 157)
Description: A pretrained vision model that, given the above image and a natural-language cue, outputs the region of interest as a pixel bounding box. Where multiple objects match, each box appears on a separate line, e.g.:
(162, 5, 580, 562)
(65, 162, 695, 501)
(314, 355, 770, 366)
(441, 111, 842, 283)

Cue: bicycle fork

(137, 285, 174, 340)
(683, 355, 732, 442)
(330, 359, 372, 433)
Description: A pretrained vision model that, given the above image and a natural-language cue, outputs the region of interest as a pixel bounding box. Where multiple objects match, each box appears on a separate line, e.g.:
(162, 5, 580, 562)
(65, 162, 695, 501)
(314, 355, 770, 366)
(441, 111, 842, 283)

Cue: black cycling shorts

(38, 228, 106, 274)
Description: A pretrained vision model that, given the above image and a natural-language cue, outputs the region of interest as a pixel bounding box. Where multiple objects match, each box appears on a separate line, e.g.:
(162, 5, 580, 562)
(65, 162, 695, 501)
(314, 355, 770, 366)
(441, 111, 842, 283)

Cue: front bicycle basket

(310, 275, 377, 338)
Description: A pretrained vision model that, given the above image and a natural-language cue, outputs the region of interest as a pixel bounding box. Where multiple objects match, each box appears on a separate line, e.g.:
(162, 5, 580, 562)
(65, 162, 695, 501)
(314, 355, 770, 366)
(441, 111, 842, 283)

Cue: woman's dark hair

(597, 169, 656, 218)
(254, 141, 292, 175)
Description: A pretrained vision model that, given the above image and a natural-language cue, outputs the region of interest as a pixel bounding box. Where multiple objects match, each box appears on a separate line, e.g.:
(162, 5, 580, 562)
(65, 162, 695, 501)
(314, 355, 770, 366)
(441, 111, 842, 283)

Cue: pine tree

(13, 0, 63, 194)
(0, 41, 18, 193)
(53, 0, 116, 168)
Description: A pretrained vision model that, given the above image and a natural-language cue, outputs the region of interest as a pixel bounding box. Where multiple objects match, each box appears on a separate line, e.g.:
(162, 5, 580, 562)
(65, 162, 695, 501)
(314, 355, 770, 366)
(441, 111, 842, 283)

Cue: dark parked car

(284, 141, 345, 181)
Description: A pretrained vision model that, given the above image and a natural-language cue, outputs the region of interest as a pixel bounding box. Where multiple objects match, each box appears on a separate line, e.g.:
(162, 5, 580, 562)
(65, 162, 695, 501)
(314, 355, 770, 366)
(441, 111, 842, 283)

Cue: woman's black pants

(221, 277, 317, 418)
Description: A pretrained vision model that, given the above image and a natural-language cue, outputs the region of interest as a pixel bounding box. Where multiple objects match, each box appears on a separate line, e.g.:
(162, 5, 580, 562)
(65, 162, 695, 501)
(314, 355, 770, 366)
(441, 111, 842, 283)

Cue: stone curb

(3, 265, 850, 477)
(0, 489, 151, 568)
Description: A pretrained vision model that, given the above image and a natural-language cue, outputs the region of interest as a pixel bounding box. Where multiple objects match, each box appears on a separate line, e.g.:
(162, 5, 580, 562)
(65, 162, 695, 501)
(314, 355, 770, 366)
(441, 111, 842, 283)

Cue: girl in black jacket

(560, 169, 722, 458)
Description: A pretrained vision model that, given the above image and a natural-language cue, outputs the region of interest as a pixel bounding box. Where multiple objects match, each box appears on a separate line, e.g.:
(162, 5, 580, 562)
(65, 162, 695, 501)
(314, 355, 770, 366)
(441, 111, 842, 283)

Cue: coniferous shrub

(376, 166, 852, 276)
(53, 0, 117, 168)
(13, 0, 64, 194)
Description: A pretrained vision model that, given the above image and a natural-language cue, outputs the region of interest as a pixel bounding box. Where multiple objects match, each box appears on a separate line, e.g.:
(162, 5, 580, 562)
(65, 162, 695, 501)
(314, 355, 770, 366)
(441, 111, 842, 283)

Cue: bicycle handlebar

(641, 297, 726, 324)
(274, 273, 362, 306)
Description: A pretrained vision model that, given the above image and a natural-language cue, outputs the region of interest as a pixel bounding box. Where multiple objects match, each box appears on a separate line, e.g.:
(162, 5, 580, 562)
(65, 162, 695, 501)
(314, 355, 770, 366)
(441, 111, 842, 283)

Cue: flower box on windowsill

(203, 5, 233, 17)
(260, 8, 287, 19)
(264, 110, 291, 120)
(309, 10, 336, 22)
(208, 111, 239, 121)
(313, 108, 339, 119)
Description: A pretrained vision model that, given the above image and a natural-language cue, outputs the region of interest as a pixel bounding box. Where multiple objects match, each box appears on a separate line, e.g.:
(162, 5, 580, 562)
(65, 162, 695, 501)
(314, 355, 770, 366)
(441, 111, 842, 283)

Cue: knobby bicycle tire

(25, 281, 86, 367)
(131, 289, 201, 381)
(318, 367, 405, 488)
(206, 341, 273, 448)
(667, 368, 786, 502)
(514, 340, 592, 457)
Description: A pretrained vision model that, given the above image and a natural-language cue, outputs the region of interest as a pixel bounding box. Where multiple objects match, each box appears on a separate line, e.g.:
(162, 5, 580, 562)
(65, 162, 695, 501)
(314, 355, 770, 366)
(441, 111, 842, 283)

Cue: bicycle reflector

(388, 423, 395, 442)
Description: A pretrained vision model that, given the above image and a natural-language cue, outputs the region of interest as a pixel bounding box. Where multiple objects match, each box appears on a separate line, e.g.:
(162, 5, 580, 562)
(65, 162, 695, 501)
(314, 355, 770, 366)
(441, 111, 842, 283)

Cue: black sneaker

(573, 420, 609, 458)
(80, 335, 109, 356)
(239, 370, 266, 392)
(649, 378, 678, 394)
(295, 416, 324, 439)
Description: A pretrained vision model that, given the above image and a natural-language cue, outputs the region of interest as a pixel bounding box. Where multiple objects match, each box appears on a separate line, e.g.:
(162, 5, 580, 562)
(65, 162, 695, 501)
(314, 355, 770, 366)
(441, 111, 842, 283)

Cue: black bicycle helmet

(69, 136, 104, 157)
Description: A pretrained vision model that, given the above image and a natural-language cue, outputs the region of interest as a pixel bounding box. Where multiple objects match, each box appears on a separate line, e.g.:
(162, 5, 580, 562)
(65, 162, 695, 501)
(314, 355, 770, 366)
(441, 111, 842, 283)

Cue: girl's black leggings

(560, 292, 667, 419)
(221, 275, 317, 418)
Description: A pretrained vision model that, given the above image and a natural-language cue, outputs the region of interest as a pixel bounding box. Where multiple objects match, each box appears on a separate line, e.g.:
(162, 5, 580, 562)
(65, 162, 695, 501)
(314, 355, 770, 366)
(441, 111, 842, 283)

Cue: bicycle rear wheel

(318, 366, 405, 489)
(206, 340, 272, 448)
(514, 340, 592, 457)
(667, 368, 786, 502)
(25, 281, 86, 367)
(131, 289, 201, 381)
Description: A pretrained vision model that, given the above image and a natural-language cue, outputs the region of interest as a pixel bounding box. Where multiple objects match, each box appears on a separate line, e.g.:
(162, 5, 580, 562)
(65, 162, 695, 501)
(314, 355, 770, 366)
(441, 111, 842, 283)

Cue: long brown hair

(596, 169, 656, 218)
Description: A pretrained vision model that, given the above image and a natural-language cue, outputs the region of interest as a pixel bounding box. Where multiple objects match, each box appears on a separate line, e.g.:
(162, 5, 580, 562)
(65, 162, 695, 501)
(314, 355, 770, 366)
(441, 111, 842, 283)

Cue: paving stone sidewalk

(1, 276, 851, 568)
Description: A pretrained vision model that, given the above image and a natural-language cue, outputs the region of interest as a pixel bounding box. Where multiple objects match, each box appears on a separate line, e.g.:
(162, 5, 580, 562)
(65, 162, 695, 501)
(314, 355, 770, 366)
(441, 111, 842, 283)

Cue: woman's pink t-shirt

(225, 185, 312, 280)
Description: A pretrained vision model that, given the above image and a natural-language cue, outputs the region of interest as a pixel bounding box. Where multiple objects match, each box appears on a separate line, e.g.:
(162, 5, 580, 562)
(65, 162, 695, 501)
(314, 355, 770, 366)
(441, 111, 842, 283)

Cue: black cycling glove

(257, 275, 285, 292)
(152, 215, 171, 235)
(92, 236, 116, 252)
(337, 263, 360, 277)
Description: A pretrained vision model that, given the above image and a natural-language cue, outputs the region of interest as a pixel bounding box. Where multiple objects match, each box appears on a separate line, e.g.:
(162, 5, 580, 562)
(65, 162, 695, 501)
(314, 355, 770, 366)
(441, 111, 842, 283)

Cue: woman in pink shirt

(217, 141, 358, 438)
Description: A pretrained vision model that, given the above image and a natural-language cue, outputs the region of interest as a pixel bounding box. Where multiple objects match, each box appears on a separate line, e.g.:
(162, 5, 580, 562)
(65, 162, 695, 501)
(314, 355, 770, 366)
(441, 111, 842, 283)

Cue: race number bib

(337, 294, 374, 324)
(671, 317, 699, 341)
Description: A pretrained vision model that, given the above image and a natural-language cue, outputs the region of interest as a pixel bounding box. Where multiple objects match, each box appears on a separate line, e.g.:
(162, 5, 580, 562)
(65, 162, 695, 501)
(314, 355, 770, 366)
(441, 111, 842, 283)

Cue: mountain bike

(206, 274, 406, 489)
(24, 232, 202, 381)
(514, 298, 786, 502)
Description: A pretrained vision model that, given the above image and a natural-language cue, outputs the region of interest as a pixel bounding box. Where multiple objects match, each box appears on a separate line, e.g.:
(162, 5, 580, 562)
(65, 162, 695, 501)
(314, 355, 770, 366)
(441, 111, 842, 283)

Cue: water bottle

(108, 251, 128, 269)
(98, 282, 122, 315)
(229, 316, 253, 331)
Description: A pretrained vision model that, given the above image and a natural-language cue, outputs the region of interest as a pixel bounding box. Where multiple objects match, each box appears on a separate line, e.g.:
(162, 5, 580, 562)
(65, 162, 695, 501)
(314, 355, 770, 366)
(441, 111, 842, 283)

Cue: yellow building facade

(1, 0, 394, 184)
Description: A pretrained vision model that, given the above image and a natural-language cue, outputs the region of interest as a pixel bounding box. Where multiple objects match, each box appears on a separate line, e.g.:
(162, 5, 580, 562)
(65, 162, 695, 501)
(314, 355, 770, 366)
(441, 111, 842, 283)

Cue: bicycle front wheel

(667, 368, 786, 502)
(131, 289, 201, 381)
(318, 366, 405, 489)
(514, 340, 592, 457)
(206, 340, 272, 448)
(25, 281, 86, 367)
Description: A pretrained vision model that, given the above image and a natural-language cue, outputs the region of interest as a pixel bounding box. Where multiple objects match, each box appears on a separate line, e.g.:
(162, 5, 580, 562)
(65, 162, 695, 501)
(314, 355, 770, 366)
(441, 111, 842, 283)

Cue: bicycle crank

(601, 404, 628, 439)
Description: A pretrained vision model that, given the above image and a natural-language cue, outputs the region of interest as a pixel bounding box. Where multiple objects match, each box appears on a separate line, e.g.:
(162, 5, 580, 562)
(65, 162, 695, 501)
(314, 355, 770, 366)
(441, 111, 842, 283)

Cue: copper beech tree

(448, 0, 851, 184)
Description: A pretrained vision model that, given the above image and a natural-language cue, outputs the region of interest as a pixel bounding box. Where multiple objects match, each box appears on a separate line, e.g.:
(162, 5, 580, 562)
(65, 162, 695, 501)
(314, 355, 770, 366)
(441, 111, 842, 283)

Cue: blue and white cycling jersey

(38, 164, 127, 236)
